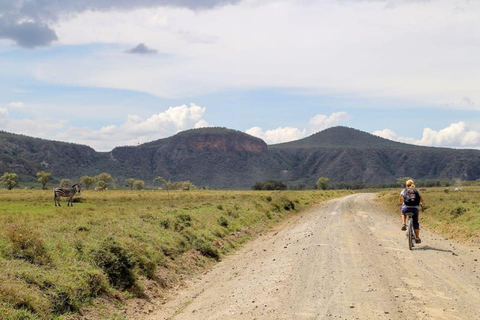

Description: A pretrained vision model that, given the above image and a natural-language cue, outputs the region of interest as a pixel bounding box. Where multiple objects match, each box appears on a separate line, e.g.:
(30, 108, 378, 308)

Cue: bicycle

(405, 205, 424, 250)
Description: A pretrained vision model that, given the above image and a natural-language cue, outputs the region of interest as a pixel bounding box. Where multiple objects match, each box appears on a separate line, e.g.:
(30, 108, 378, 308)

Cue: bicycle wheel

(407, 217, 414, 250)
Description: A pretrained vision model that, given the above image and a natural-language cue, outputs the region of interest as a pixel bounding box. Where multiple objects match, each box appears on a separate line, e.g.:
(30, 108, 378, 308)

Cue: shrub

(6, 224, 50, 265)
(217, 216, 229, 227)
(91, 238, 137, 290)
(175, 214, 192, 231)
(193, 238, 219, 260)
(450, 206, 466, 216)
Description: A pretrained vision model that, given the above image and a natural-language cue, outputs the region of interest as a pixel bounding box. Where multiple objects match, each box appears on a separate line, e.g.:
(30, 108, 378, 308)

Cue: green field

(378, 187, 480, 243)
(0, 189, 353, 319)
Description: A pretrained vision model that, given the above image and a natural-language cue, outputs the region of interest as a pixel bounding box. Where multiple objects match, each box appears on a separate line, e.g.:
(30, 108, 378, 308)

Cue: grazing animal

(54, 183, 81, 207)
(183, 186, 189, 191)
(454, 188, 461, 192)
(95, 187, 105, 191)
(444, 188, 449, 194)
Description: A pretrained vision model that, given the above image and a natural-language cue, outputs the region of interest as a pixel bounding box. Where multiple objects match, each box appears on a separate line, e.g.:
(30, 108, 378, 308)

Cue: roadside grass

(0, 189, 353, 319)
(378, 187, 480, 243)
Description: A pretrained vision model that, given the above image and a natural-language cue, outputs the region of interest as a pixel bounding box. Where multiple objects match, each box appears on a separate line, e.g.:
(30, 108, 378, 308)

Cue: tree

(316, 177, 330, 190)
(133, 180, 145, 190)
(36, 171, 51, 190)
(80, 175, 96, 190)
(1, 172, 19, 190)
(96, 172, 114, 189)
(125, 178, 135, 190)
(60, 179, 72, 187)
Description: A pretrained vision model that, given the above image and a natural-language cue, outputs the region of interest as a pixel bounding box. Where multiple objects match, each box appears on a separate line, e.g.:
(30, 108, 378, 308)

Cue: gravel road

(148, 194, 480, 320)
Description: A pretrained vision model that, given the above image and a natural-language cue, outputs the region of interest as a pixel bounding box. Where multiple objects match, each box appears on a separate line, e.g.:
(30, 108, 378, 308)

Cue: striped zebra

(54, 183, 81, 207)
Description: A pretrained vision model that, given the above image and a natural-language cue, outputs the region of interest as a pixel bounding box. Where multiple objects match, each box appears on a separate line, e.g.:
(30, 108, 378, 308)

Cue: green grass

(378, 187, 480, 242)
(0, 189, 353, 319)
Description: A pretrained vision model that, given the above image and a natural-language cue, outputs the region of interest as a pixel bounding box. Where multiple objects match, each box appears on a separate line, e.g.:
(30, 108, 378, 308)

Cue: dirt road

(148, 194, 480, 320)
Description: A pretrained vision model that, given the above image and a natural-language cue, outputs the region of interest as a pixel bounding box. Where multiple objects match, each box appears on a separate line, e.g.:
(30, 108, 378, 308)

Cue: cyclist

(398, 179, 424, 243)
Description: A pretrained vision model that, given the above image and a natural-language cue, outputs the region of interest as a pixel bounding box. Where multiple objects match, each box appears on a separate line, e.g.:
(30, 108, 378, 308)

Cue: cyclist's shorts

(401, 206, 419, 215)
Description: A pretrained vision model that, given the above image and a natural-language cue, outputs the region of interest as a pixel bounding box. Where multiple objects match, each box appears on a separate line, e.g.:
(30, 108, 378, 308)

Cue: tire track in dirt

(146, 194, 480, 320)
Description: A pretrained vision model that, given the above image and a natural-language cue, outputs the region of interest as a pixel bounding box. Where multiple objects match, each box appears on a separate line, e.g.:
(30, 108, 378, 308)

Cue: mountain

(0, 131, 99, 179)
(273, 126, 420, 149)
(1, 126, 480, 188)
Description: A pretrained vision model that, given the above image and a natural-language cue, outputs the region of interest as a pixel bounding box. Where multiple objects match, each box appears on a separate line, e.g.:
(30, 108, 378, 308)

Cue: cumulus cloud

(0, 0, 240, 48)
(56, 103, 210, 150)
(372, 128, 416, 144)
(125, 43, 157, 54)
(309, 112, 352, 133)
(374, 122, 480, 148)
(0, 106, 67, 136)
(246, 127, 307, 145)
(246, 111, 351, 144)
(0, 103, 209, 151)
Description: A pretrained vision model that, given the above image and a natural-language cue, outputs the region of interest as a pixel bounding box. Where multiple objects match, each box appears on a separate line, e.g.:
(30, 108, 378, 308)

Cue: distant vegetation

(0, 173, 18, 190)
(0, 189, 353, 319)
(252, 179, 287, 190)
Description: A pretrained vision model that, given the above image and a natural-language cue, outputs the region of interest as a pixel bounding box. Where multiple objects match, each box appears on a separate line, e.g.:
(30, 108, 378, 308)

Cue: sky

(1, 0, 480, 151)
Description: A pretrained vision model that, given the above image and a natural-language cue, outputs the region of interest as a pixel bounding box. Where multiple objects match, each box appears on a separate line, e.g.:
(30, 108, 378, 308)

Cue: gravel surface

(147, 194, 480, 320)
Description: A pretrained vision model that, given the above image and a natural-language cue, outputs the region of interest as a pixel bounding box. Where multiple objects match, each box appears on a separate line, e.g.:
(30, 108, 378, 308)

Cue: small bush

(159, 218, 170, 229)
(282, 199, 295, 211)
(217, 216, 229, 227)
(91, 238, 137, 290)
(193, 238, 219, 260)
(450, 206, 466, 216)
(6, 224, 50, 265)
(174, 214, 192, 230)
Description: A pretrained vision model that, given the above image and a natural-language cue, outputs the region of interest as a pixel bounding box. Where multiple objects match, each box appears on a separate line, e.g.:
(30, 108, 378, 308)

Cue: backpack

(403, 188, 420, 206)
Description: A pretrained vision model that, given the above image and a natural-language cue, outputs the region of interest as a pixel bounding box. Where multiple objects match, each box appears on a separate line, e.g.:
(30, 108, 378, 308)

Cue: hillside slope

(0, 127, 479, 188)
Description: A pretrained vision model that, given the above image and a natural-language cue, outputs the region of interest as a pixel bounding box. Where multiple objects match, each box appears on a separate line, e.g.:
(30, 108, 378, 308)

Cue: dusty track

(147, 194, 480, 320)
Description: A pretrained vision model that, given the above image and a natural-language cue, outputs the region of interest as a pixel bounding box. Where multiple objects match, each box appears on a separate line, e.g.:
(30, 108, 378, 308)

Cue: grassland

(378, 187, 480, 243)
(0, 189, 353, 319)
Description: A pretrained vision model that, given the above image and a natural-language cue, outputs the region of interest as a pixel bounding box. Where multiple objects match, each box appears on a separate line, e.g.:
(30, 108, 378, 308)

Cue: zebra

(54, 183, 81, 207)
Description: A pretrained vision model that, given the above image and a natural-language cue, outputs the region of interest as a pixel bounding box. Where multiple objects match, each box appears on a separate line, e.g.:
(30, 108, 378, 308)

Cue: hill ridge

(1, 126, 480, 188)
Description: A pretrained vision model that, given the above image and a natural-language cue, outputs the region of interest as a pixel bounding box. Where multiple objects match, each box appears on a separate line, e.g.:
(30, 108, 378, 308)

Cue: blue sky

(1, 0, 480, 151)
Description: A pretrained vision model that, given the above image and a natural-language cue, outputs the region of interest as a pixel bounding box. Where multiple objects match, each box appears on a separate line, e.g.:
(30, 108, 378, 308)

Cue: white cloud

(374, 122, 480, 148)
(419, 122, 480, 147)
(309, 112, 352, 133)
(246, 126, 307, 144)
(0, 103, 209, 151)
(8, 101, 26, 108)
(24, 0, 479, 105)
(0, 106, 67, 137)
(246, 111, 351, 144)
(57, 103, 210, 150)
(372, 129, 417, 144)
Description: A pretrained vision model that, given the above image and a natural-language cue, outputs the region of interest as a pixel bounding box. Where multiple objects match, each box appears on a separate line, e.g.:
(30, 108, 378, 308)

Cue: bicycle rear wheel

(407, 218, 414, 250)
